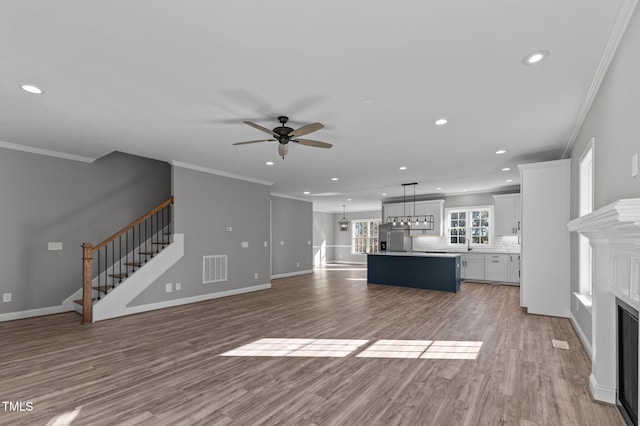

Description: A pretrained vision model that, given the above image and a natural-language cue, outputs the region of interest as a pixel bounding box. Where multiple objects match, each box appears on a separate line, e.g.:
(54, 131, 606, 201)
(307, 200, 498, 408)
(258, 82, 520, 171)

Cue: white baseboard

(121, 283, 272, 317)
(0, 305, 74, 322)
(569, 312, 593, 359)
(271, 270, 313, 279)
(589, 373, 616, 404)
(331, 260, 367, 265)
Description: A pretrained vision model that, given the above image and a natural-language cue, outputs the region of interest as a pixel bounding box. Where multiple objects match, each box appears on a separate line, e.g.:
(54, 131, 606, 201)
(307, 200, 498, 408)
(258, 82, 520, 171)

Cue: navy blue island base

(367, 252, 461, 293)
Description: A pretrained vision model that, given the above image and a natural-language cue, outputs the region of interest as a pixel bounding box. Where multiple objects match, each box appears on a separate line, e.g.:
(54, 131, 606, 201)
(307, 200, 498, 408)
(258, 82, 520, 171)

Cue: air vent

(203, 255, 227, 284)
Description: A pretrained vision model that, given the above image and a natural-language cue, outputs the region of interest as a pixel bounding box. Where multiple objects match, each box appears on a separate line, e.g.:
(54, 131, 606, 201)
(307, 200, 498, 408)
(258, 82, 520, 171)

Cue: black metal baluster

(119, 234, 122, 280)
(97, 250, 101, 300)
(126, 229, 130, 271)
(111, 240, 115, 285)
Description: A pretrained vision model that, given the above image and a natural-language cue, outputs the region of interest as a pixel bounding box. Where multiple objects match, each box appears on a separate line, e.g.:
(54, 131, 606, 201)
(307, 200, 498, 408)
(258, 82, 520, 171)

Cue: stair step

(109, 273, 128, 279)
(152, 242, 168, 245)
(93, 285, 114, 293)
(74, 298, 95, 305)
(138, 252, 154, 256)
(125, 262, 142, 267)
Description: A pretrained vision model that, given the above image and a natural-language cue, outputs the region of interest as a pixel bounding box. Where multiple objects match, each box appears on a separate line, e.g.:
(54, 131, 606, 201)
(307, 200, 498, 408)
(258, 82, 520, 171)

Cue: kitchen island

(367, 252, 461, 293)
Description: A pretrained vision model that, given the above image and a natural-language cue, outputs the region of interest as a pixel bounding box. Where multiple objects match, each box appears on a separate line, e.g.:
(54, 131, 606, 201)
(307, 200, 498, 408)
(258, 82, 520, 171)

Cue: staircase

(77, 197, 174, 323)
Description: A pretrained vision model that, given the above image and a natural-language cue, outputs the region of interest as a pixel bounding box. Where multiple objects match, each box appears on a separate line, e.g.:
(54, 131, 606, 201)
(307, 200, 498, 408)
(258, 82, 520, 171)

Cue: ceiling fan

(232, 116, 332, 158)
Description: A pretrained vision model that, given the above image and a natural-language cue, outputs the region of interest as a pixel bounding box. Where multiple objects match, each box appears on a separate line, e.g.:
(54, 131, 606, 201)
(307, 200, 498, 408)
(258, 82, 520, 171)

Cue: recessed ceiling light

(266, 161, 274, 166)
(434, 118, 448, 126)
(522, 50, 549, 65)
(21, 84, 43, 94)
(506, 179, 513, 183)
(496, 150, 506, 155)
(463, 189, 468, 192)
(436, 187, 442, 191)
(501, 167, 510, 171)
(381, 193, 387, 196)
(347, 198, 352, 201)
(399, 166, 407, 170)
(331, 177, 339, 181)
(303, 191, 310, 195)
(363, 100, 374, 104)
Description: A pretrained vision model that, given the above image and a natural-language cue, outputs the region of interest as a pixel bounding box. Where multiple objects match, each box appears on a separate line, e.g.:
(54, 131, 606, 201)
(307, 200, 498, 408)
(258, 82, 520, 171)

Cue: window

(579, 139, 594, 297)
(352, 220, 379, 254)
(446, 207, 493, 247)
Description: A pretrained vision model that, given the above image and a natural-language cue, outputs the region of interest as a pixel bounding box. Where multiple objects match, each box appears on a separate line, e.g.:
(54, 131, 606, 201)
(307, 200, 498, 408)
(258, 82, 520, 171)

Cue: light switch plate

(3, 293, 11, 303)
(264, 241, 268, 247)
(175, 282, 181, 291)
(165, 283, 172, 293)
(280, 241, 284, 246)
(254, 273, 258, 279)
(242, 241, 249, 248)
(48, 242, 63, 250)
(226, 226, 232, 232)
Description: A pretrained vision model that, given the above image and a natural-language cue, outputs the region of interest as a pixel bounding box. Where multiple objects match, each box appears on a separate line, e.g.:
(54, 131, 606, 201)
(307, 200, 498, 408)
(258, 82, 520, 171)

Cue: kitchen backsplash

(412, 235, 520, 253)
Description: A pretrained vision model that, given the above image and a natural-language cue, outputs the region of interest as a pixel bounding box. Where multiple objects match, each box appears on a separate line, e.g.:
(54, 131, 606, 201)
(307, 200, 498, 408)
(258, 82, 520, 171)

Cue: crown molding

(0, 140, 95, 163)
(270, 192, 311, 202)
(561, 0, 639, 158)
(171, 160, 273, 186)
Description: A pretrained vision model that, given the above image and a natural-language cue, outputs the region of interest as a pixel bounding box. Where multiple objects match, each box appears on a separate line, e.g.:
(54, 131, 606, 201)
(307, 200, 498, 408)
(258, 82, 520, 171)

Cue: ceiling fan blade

(232, 139, 274, 145)
(289, 122, 324, 137)
(291, 138, 333, 149)
(243, 121, 277, 137)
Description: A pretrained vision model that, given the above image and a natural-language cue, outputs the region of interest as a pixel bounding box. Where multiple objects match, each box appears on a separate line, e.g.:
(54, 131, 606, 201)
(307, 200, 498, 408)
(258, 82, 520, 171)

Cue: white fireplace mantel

(567, 198, 640, 405)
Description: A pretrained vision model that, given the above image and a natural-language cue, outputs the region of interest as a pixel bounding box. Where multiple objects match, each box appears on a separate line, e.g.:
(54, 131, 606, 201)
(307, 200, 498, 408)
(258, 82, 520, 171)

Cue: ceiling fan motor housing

(273, 125, 294, 144)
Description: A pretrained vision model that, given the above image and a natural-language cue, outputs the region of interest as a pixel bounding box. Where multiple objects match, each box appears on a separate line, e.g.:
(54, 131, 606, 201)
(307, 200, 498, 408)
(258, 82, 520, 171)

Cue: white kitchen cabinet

(507, 254, 520, 284)
(518, 160, 570, 317)
(484, 254, 508, 282)
(383, 203, 410, 222)
(461, 253, 485, 281)
(493, 194, 521, 236)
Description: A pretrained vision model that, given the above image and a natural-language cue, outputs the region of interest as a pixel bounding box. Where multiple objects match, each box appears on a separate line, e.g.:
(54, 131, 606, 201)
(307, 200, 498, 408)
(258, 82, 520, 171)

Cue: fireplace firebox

(618, 298, 638, 426)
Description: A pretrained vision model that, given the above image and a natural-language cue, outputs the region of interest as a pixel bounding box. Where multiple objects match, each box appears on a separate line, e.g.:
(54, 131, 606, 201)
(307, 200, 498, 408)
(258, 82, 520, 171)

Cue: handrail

(81, 195, 174, 324)
(92, 196, 174, 253)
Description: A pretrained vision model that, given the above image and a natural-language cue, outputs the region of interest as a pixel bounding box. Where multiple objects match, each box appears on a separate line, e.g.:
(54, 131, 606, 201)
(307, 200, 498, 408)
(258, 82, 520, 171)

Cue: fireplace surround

(568, 198, 640, 423)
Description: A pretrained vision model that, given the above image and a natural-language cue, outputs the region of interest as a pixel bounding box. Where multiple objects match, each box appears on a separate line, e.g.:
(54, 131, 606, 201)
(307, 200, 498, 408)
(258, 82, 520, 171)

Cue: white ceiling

(0, 1, 627, 212)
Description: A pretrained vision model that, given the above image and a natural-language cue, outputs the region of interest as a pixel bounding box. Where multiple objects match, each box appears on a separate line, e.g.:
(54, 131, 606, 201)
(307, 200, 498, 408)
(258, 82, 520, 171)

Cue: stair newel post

(82, 242, 94, 324)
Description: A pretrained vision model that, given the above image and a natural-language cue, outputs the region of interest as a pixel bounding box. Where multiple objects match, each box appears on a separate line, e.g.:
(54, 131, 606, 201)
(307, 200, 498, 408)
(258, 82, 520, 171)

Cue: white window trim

(578, 138, 595, 298)
(445, 205, 495, 248)
(351, 218, 380, 254)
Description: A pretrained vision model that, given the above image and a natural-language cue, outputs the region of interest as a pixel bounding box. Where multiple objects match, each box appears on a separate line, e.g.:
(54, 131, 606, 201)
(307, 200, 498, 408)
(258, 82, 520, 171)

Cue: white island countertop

(369, 252, 461, 258)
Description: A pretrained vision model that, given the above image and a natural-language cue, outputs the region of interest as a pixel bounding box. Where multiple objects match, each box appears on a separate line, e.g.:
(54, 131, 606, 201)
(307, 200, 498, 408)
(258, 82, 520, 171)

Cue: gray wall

(129, 166, 271, 306)
(569, 3, 640, 344)
(270, 196, 313, 276)
(313, 211, 335, 265)
(333, 209, 382, 264)
(0, 149, 171, 314)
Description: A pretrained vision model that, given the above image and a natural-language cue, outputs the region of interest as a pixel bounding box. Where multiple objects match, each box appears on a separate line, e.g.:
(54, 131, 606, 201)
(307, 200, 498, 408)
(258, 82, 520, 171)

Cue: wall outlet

(280, 241, 284, 246)
(254, 273, 258, 279)
(307, 240, 311, 245)
(632, 153, 638, 177)
(165, 283, 172, 293)
(264, 241, 268, 247)
(226, 226, 233, 232)
(3, 293, 11, 303)
(175, 282, 181, 291)
(48, 242, 63, 251)
(242, 241, 249, 248)
(296, 262, 300, 268)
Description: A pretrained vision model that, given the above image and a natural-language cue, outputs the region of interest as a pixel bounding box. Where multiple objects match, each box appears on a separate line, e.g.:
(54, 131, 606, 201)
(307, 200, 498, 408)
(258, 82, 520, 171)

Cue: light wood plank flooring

(0, 264, 624, 425)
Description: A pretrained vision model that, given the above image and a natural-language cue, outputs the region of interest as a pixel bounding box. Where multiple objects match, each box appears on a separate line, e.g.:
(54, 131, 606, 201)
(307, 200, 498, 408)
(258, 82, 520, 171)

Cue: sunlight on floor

(46, 408, 81, 426)
(220, 338, 369, 358)
(220, 339, 483, 360)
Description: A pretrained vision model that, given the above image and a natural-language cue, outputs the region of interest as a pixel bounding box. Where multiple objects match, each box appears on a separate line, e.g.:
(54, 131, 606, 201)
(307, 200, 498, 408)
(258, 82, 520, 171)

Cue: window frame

(445, 205, 494, 248)
(351, 218, 380, 254)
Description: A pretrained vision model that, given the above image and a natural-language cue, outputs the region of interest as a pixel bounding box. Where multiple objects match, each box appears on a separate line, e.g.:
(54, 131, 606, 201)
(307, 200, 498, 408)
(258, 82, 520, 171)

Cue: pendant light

(338, 205, 349, 231)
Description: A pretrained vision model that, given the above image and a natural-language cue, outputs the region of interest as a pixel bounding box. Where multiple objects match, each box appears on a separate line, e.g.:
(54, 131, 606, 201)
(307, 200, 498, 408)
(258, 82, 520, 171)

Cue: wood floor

(0, 264, 624, 425)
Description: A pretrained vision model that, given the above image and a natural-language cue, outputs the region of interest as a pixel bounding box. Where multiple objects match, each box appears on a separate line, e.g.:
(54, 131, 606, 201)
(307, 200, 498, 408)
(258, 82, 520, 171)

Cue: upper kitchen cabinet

(383, 200, 444, 236)
(493, 193, 521, 236)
